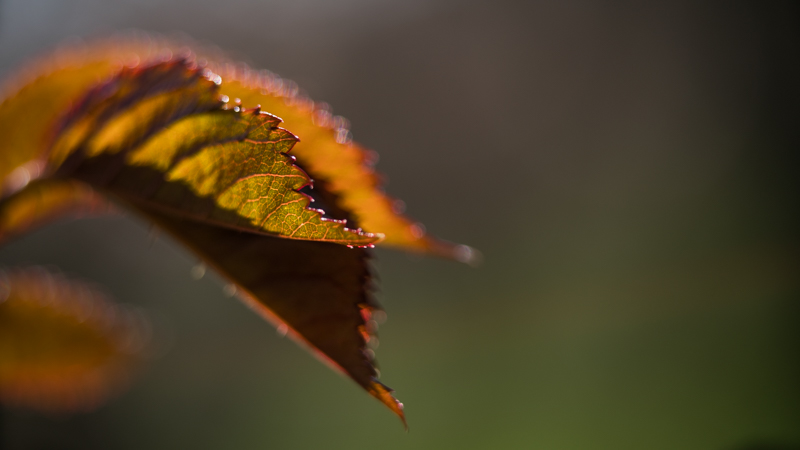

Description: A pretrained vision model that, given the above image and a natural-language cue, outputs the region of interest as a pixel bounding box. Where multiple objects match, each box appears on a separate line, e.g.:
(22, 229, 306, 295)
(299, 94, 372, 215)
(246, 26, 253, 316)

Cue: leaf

(1, 36, 477, 262)
(0, 36, 478, 424)
(48, 59, 381, 246)
(0, 267, 150, 413)
(0, 52, 399, 419)
(0, 179, 109, 244)
(139, 206, 406, 426)
(0, 55, 381, 247)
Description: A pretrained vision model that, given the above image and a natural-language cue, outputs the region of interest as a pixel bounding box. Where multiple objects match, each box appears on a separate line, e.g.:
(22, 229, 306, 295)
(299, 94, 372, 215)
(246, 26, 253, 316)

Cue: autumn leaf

(0, 267, 150, 413)
(1, 35, 478, 261)
(0, 35, 477, 425)
(4, 58, 380, 246)
(0, 53, 400, 421)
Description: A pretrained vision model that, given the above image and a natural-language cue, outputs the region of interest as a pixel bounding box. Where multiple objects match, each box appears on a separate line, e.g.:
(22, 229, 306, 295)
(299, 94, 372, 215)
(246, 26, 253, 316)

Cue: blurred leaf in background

(0, 266, 150, 413)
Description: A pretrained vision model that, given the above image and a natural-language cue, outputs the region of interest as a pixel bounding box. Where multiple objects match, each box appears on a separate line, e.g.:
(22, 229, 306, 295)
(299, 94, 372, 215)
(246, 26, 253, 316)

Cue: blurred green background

(1, 1, 798, 449)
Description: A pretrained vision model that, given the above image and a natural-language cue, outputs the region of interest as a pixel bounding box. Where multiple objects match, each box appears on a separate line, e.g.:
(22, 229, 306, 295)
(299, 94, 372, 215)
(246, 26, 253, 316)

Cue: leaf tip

(368, 379, 407, 430)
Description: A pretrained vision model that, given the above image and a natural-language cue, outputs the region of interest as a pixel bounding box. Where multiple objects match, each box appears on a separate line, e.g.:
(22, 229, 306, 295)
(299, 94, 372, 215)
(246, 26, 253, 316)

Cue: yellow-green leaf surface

(0, 267, 150, 413)
(111, 108, 381, 245)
